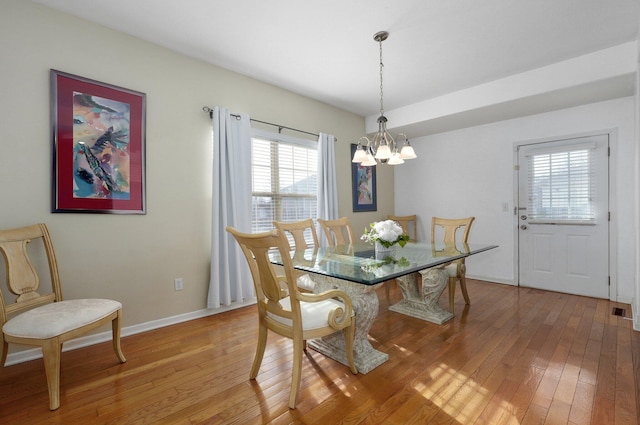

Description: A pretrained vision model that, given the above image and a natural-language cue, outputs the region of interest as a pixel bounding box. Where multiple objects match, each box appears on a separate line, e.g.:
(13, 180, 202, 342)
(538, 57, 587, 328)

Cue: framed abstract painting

(51, 70, 146, 214)
(351, 143, 377, 212)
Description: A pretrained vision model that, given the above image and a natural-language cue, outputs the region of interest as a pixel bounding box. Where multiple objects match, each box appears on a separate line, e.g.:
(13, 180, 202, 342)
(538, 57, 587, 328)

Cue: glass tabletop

(270, 242, 498, 285)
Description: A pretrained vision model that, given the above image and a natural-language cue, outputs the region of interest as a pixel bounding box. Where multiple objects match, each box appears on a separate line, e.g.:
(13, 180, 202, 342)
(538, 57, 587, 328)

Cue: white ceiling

(34, 0, 639, 135)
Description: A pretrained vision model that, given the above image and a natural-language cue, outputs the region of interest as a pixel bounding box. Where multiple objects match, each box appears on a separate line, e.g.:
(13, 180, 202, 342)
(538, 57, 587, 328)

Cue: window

(251, 131, 317, 235)
(526, 144, 595, 224)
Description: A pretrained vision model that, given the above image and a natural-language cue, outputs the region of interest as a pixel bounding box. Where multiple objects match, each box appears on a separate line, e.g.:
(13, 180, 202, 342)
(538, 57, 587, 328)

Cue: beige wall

(0, 1, 395, 354)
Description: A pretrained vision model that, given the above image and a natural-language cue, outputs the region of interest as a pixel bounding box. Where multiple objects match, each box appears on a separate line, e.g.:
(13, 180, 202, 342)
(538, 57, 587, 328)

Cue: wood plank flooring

(0, 280, 638, 424)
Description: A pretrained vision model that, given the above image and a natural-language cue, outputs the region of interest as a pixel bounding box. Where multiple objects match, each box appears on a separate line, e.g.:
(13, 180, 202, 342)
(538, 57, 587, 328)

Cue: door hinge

(514, 165, 520, 171)
(608, 211, 611, 221)
(608, 276, 611, 286)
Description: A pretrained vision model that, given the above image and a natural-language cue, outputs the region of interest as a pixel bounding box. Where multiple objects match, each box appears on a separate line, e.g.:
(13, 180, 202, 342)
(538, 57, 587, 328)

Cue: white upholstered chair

(226, 226, 357, 409)
(0, 223, 126, 410)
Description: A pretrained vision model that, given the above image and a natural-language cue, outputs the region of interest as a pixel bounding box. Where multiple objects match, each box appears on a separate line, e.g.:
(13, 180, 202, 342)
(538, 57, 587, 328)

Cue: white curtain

(208, 107, 254, 309)
(316, 132, 339, 245)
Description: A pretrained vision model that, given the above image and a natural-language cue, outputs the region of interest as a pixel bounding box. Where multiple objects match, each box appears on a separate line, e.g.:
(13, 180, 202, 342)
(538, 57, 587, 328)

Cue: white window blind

(251, 134, 318, 242)
(526, 144, 596, 224)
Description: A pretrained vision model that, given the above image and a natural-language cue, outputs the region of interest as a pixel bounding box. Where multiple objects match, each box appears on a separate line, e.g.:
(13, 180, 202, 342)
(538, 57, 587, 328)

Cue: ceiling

(34, 0, 639, 135)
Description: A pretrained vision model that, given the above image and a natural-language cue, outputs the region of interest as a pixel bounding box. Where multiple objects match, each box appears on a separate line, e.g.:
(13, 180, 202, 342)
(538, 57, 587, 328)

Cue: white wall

(395, 97, 636, 302)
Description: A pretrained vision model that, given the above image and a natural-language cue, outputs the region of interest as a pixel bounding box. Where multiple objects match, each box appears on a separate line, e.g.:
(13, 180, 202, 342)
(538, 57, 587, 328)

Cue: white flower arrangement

(361, 220, 410, 248)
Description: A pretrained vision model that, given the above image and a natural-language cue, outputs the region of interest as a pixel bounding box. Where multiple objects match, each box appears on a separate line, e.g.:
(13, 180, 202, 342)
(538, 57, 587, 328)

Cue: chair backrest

(226, 227, 300, 321)
(388, 214, 418, 241)
(431, 217, 475, 245)
(317, 217, 355, 246)
(273, 219, 319, 251)
(0, 223, 62, 325)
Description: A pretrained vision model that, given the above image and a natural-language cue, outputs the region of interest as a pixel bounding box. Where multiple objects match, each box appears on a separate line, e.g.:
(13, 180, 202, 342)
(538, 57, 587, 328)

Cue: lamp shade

(388, 152, 405, 165)
(352, 147, 368, 163)
(400, 144, 417, 160)
(362, 153, 377, 166)
(374, 144, 392, 160)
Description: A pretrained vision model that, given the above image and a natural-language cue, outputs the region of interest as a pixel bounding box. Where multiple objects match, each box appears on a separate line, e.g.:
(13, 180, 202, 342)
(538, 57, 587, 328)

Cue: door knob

(520, 215, 527, 220)
(520, 224, 528, 230)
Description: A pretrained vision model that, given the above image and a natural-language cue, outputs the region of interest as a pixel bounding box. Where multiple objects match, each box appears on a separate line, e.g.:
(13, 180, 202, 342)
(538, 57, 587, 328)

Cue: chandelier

(352, 31, 417, 166)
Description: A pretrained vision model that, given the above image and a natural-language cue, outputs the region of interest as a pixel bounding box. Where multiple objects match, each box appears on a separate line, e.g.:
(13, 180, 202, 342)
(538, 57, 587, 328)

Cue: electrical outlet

(174, 278, 184, 291)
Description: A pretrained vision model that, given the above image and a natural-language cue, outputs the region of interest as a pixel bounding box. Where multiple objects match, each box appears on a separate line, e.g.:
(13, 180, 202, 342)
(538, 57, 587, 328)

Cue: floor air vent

(612, 307, 626, 317)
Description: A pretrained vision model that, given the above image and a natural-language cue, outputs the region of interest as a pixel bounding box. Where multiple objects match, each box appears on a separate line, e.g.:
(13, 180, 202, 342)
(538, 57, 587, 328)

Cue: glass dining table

(270, 241, 498, 374)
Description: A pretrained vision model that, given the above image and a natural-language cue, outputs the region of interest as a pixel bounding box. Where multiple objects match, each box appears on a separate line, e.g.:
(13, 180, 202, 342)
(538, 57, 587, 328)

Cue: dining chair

(273, 219, 319, 251)
(431, 217, 475, 313)
(226, 226, 357, 409)
(388, 214, 418, 241)
(0, 223, 126, 410)
(273, 219, 319, 292)
(317, 217, 356, 246)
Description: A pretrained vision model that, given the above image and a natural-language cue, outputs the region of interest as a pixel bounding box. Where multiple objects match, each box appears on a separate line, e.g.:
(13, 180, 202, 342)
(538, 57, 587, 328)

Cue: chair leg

(0, 334, 7, 366)
(459, 274, 471, 305)
(289, 335, 304, 409)
(42, 338, 62, 410)
(112, 310, 127, 363)
(448, 278, 456, 313)
(250, 322, 268, 379)
(345, 323, 357, 374)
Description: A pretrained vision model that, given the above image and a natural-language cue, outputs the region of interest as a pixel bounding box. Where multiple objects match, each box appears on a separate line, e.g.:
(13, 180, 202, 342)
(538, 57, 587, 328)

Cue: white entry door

(517, 134, 609, 298)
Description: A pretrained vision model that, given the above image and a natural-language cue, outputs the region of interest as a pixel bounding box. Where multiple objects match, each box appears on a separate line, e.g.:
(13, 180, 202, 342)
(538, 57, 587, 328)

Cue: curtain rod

(202, 106, 319, 138)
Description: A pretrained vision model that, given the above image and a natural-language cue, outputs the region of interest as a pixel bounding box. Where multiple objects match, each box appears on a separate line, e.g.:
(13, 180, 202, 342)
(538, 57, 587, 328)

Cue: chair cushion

(444, 262, 458, 277)
(296, 273, 316, 292)
(269, 296, 350, 330)
(3, 299, 122, 339)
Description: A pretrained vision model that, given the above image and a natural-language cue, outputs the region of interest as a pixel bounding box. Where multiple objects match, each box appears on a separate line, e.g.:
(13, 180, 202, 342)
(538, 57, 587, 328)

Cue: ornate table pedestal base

(389, 268, 453, 325)
(307, 274, 388, 374)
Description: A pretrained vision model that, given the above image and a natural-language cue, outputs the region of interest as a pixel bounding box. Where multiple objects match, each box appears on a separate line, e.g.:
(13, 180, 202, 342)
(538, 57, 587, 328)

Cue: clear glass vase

(375, 242, 394, 260)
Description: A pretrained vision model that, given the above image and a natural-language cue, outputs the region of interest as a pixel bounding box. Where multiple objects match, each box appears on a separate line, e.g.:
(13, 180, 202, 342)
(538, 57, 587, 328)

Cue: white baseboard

(466, 275, 515, 286)
(4, 299, 257, 366)
(615, 295, 634, 304)
(633, 300, 640, 332)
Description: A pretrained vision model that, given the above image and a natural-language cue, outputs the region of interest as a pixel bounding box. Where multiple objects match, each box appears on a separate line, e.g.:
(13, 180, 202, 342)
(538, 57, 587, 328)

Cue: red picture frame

(51, 70, 146, 214)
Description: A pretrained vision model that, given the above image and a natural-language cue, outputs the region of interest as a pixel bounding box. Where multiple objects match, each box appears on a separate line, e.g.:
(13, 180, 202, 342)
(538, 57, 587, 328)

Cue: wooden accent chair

(273, 219, 319, 292)
(226, 226, 357, 409)
(388, 214, 418, 241)
(431, 217, 475, 313)
(0, 223, 126, 410)
(317, 217, 356, 247)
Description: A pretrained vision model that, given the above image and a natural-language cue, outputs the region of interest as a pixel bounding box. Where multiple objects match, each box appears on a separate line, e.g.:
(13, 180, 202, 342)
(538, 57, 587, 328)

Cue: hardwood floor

(1, 280, 638, 424)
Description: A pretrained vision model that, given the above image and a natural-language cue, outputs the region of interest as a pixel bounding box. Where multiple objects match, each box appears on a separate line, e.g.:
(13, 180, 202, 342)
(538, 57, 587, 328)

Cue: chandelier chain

(379, 37, 384, 117)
